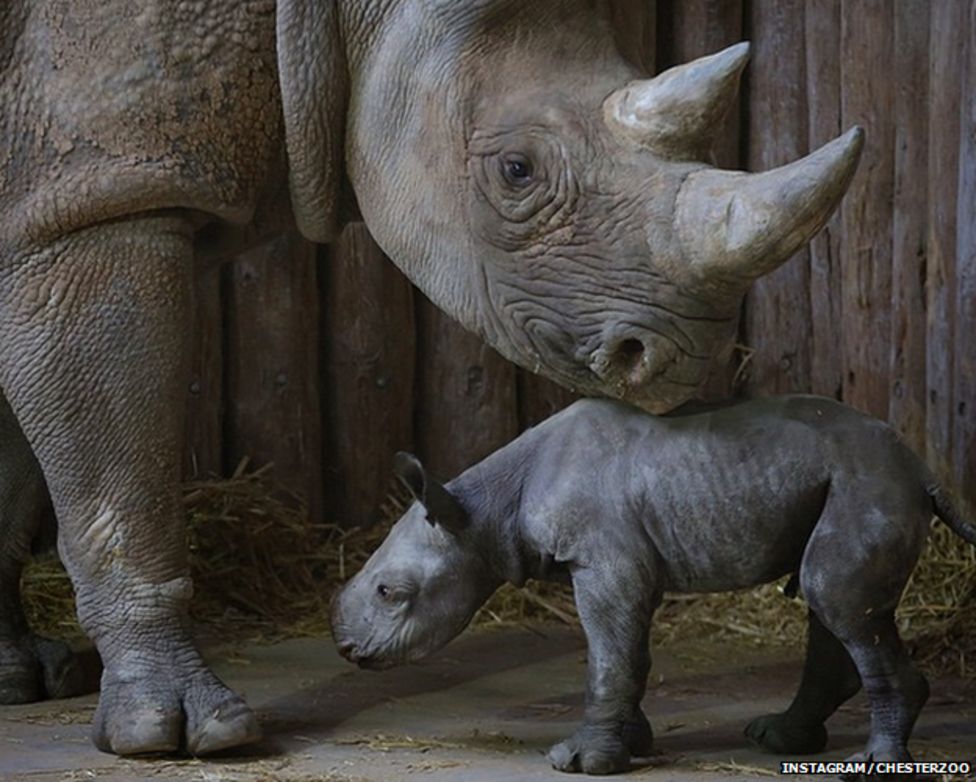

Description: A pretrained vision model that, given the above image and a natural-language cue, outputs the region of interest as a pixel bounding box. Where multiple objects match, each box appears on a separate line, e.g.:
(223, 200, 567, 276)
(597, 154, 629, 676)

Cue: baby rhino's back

(542, 396, 925, 594)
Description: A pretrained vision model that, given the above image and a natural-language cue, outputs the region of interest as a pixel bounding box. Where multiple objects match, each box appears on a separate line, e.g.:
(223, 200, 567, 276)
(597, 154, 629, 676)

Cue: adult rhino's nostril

(337, 642, 359, 662)
(614, 338, 646, 367)
(589, 336, 666, 390)
(608, 337, 649, 384)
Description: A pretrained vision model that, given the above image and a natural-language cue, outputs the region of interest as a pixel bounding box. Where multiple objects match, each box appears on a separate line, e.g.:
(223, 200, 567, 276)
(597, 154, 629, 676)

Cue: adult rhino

(0, 0, 862, 758)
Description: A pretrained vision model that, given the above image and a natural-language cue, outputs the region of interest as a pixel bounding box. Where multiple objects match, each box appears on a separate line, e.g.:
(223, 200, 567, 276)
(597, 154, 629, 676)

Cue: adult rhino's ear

(276, 0, 348, 243)
(392, 452, 469, 535)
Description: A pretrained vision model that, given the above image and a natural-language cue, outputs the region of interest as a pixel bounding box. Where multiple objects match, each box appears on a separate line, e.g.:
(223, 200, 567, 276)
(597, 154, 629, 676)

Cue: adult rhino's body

(0, 0, 862, 757)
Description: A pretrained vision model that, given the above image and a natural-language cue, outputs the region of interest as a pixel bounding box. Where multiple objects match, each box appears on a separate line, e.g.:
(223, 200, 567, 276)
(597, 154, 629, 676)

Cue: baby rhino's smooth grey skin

(332, 395, 976, 778)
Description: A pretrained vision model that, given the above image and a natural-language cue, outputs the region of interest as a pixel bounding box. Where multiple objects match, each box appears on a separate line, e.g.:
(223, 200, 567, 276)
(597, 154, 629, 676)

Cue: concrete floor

(1, 625, 975, 781)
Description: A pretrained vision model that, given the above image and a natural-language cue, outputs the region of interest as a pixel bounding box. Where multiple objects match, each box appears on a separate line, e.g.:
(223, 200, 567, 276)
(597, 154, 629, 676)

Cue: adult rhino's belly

(642, 435, 830, 594)
(3, 0, 281, 240)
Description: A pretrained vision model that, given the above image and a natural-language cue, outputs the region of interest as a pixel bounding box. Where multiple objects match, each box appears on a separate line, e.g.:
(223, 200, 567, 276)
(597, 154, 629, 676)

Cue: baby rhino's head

(331, 453, 497, 670)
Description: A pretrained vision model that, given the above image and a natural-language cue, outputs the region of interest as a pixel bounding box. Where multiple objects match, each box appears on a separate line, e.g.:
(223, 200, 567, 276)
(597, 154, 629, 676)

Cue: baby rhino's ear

(392, 452, 469, 535)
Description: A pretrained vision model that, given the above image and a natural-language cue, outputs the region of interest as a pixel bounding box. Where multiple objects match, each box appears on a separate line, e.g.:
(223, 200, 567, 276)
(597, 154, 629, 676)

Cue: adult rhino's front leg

(0, 214, 260, 756)
(549, 564, 658, 775)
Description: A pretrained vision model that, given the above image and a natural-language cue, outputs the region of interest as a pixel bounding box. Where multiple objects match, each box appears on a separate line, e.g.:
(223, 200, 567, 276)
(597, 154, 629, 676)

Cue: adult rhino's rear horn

(675, 126, 865, 292)
(603, 42, 750, 160)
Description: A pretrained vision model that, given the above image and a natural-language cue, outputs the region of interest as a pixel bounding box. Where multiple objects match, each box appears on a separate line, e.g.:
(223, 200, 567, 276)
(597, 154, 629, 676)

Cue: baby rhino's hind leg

(800, 494, 930, 779)
(746, 609, 861, 754)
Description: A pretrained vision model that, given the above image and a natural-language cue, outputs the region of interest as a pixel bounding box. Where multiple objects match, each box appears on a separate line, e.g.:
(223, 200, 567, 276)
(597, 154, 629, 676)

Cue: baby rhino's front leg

(549, 566, 657, 775)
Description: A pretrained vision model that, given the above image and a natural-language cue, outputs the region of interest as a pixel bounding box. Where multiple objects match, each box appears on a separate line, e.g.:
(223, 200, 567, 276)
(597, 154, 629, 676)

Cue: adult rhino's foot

(745, 711, 828, 754)
(548, 725, 631, 775)
(0, 634, 88, 704)
(93, 657, 260, 756)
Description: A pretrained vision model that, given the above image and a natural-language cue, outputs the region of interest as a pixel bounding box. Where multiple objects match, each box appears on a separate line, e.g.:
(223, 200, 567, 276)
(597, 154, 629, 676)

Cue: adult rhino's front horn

(605, 42, 864, 295)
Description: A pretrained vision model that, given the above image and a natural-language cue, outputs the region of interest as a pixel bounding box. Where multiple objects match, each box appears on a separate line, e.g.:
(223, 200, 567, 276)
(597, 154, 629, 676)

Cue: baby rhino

(331, 395, 975, 776)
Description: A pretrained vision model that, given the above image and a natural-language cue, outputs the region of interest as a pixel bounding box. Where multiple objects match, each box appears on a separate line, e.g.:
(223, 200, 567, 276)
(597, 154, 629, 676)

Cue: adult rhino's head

(279, 1, 863, 413)
(331, 453, 494, 669)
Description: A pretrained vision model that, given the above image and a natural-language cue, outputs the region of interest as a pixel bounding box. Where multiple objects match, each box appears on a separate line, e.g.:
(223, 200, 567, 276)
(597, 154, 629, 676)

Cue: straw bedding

(20, 465, 976, 677)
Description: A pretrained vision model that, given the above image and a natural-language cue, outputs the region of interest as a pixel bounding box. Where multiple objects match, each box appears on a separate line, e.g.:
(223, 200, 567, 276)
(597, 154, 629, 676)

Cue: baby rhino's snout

(329, 587, 360, 661)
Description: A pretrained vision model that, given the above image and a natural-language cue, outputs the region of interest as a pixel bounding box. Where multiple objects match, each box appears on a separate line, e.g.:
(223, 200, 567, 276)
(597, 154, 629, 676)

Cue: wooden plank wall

(182, 0, 976, 526)
(738, 0, 974, 522)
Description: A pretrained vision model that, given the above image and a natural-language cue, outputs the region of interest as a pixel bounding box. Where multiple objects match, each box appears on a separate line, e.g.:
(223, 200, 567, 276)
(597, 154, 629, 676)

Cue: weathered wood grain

(839, 0, 895, 419)
(517, 373, 579, 431)
(888, 0, 930, 454)
(656, 0, 743, 169)
(414, 296, 518, 481)
(182, 267, 223, 479)
(925, 1, 965, 485)
(742, 0, 813, 396)
(804, 0, 843, 399)
(224, 234, 323, 518)
(320, 223, 416, 527)
(952, 0, 976, 516)
(609, 0, 657, 71)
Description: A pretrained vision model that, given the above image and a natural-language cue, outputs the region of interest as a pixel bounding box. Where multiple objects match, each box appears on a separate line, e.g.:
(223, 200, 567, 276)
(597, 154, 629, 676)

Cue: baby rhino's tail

(929, 483, 976, 544)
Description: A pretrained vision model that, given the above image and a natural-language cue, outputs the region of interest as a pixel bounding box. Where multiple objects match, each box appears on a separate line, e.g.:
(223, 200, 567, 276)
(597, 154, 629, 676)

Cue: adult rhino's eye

(502, 155, 533, 186)
(377, 584, 391, 599)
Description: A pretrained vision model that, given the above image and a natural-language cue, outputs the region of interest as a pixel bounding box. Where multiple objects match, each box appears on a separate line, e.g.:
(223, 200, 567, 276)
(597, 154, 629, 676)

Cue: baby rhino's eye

(377, 584, 391, 599)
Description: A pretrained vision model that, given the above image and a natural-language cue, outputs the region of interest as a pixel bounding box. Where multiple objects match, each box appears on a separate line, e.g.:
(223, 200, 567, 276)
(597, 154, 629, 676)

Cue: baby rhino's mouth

(356, 657, 395, 671)
(337, 640, 398, 671)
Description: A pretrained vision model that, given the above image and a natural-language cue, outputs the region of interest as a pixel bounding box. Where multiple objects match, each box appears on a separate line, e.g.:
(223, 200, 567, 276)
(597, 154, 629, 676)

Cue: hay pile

(20, 468, 976, 677)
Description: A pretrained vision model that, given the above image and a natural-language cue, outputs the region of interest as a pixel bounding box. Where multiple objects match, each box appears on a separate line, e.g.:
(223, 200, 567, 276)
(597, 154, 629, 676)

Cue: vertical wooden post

(925, 1, 964, 487)
(952, 0, 976, 516)
(838, 0, 895, 419)
(608, 0, 657, 71)
(804, 0, 844, 400)
(414, 297, 519, 481)
(742, 0, 813, 396)
(888, 1, 930, 454)
(224, 234, 323, 519)
(320, 224, 416, 527)
(183, 268, 223, 479)
(655, 0, 742, 168)
(517, 374, 578, 431)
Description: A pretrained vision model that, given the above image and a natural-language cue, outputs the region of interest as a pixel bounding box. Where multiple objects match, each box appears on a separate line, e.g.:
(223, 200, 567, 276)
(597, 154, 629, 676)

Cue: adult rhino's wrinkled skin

(333, 397, 976, 776)
(0, 0, 862, 758)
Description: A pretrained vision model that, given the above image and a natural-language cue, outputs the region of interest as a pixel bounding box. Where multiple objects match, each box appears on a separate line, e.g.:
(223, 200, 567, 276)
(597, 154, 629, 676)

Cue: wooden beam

(224, 233, 323, 518)
(320, 223, 416, 527)
(742, 0, 813, 396)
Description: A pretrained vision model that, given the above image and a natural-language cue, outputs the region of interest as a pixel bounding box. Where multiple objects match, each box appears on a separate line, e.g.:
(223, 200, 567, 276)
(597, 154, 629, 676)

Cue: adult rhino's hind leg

(0, 392, 86, 703)
(0, 215, 260, 756)
(745, 609, 861, 754)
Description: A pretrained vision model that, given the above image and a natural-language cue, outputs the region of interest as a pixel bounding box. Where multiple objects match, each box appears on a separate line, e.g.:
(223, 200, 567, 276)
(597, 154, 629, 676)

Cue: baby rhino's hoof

(745, 712, 827, 754)
(548, 728, 630, 775)
(840, 748, 915, 781)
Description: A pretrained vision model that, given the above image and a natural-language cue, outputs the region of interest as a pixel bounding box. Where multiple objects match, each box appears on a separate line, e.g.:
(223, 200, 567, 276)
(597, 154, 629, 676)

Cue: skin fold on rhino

(332, 397, 975, 777)
(0, 0, 862, 758)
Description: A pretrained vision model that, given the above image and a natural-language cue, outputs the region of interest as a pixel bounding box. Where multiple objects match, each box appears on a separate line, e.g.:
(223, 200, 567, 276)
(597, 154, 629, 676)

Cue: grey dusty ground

(1, 626, 974, 782)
